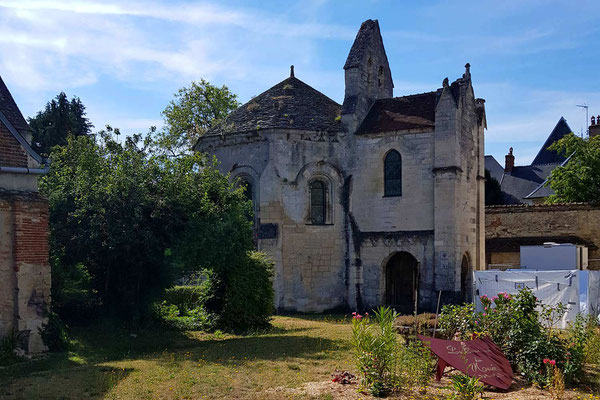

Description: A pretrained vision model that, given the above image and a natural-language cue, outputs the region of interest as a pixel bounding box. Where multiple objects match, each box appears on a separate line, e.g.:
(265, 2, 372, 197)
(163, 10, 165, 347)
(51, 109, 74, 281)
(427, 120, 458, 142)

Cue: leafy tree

(41, 128, 260, 323)
(545, 133, 600, 204)
(28, 92, 93, 156)
(485, 169, 504, 205)
(159, 80, 240, 156)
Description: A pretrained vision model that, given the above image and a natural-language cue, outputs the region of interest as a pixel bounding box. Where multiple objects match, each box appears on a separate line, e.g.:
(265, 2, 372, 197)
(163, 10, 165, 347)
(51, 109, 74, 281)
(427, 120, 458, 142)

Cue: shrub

(450, 374, 484, 400)
(40, 311, 70, 351)
(0, 332, 21, 366)
(220, 251, 274, 332)
(397, 339, 435, 393)
(438, 287, 594, 385)
(438, 303, 476, 340)
(351, 307, 398, 397)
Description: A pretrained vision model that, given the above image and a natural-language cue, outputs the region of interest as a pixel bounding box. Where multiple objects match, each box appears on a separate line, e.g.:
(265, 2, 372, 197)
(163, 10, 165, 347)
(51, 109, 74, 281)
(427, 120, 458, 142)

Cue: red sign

(418, 335, 513, 390)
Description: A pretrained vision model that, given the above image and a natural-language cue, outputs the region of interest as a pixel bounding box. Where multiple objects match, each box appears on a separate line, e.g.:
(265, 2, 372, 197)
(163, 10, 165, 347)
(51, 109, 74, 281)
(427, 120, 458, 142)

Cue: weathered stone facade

(196, 20, 486, 313)
(0, 76, 50, 353)
(486, 203, 600, 270)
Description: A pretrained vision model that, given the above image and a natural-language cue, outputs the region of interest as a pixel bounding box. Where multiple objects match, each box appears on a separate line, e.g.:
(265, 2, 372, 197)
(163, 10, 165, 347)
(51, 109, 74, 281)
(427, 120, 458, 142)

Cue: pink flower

(474, 320, 479, 325)
(365, 312, 369, 317)
(353, 314, 363, 320)
(549, 360, 556, 366)
(483, 313, 487, 316)
(543, 358, 550, 364)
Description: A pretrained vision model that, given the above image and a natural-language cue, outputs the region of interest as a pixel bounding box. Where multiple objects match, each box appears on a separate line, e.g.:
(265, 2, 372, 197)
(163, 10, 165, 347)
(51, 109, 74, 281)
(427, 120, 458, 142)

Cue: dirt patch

(266, 376, 600, 400)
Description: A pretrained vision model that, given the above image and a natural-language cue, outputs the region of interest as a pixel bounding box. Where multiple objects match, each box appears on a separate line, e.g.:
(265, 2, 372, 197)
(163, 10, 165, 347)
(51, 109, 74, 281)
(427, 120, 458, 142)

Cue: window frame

(383, 149, 402, 197)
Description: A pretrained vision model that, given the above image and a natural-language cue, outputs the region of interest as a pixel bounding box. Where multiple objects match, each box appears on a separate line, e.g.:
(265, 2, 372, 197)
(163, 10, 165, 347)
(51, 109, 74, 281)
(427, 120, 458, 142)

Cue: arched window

(240, 179, 253, 203)
(384, 150, 402, 197)
(310, 180, 326, 225)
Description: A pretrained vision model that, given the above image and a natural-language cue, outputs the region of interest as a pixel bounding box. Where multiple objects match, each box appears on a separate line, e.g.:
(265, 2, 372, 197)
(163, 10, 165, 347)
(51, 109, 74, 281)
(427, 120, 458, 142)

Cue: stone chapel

(195, 19, 486, 313)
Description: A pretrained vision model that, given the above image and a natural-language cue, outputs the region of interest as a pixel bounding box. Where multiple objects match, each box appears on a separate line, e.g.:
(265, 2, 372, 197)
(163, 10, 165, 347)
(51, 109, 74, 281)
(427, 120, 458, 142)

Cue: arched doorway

(385, 252, 418, 315)
(460, 253, 472, 303)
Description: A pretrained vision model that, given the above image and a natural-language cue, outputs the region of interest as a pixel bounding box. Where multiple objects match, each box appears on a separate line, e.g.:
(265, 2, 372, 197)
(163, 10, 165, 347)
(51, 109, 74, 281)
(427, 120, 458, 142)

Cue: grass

(0, 316, 354, 400)
(3, 315, 600, 399)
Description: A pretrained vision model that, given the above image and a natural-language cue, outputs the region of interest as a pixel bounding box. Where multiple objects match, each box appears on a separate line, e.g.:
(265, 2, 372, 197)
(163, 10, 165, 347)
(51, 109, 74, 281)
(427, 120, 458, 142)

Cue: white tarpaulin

(474, 270, 600, 329)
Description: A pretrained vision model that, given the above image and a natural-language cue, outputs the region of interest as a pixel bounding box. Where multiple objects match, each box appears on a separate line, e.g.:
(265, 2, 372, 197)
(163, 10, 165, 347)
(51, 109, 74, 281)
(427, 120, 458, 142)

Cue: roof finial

(464, 63, 471, 79)
(290, 65, 295, 78)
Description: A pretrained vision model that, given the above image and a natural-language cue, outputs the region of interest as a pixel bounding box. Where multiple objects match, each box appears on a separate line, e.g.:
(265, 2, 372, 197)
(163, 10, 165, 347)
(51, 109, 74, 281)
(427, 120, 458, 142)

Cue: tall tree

(41, 128, 259, 322)
(159, 80, 239, 156)
(546, 133, 600, 203)
(28, 92, 93, 156)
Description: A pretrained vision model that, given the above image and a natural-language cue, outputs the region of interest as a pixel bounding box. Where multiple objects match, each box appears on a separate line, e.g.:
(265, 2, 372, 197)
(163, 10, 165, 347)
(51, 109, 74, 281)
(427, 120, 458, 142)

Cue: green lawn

(0, 316, 355, 400)
(3, 316, 600, 400)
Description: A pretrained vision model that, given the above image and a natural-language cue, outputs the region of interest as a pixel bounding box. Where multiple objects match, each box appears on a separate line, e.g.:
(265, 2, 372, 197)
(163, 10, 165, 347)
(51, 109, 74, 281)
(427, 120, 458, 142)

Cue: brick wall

(0, 123, 28, 168)
(485, 203, 600, 269)
(0, 192, 50, 353)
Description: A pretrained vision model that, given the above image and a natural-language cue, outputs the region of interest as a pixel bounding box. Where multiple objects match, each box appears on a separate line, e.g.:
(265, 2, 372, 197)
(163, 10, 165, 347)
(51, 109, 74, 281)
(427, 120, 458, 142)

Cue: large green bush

(220, 251, 274, 332)
(42, 130, 260, 327)
(155, 251, 274, 332)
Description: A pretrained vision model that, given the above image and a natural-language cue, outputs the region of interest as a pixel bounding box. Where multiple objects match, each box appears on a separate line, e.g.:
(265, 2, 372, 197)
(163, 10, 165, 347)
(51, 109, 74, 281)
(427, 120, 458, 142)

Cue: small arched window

(240, 180, 253, 203)
(384, 150, 402, 197)
(310, 180, 326, 225)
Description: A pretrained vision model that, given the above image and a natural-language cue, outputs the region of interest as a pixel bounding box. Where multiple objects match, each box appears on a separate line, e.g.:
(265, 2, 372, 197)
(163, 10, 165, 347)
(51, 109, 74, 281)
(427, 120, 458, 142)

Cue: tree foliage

(159, 80, 240, 156)
(545, 133, 600, 204)
(41, 128, 262, 323)
(485, 169, 504, 205)
(28, 92, 93, 156)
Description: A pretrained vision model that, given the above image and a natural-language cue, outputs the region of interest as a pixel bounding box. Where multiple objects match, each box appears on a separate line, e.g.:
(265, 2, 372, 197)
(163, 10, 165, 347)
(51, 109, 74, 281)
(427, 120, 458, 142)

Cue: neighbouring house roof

(356, 91, 438, 134)
(0, 76, 30, 135)
(485, 118, 574, 204)
(531, 117, 571, 165)
(500, 163, 560, 204)
(206, 76, 343, 135)
(0, 76, 43, 165)
(485, 155, 504, 183)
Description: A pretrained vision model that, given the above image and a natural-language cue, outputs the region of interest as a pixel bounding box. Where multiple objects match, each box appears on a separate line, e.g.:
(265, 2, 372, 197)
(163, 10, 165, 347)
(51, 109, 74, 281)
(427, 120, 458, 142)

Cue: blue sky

(0, 0, 599, 165)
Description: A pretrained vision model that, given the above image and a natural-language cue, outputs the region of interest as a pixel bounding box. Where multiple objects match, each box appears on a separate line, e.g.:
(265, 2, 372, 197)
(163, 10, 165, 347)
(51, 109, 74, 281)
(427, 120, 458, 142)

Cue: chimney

(505, 147, 515, 173)
(590, 115, 600, 138)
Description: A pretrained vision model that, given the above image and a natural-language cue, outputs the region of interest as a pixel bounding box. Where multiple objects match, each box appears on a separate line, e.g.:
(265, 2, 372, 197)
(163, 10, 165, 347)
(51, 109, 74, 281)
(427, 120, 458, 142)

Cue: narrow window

(241, 180, 253, 203)
(384, 150, 402, 197)
(310, 180, 326, 225)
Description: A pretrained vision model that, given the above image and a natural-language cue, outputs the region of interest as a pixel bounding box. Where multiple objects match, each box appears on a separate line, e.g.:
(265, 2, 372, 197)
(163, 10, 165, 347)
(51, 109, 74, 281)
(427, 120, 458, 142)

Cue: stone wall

(485, 203, 600, 269)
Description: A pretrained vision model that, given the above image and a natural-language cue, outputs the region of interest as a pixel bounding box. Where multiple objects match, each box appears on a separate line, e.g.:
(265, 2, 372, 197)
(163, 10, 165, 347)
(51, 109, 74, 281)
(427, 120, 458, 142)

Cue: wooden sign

(418, 335, 513, 390)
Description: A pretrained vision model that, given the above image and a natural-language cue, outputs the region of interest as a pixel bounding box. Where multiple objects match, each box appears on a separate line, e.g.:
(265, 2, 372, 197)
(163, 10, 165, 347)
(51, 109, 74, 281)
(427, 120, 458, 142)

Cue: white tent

(474, 270, 600, 329)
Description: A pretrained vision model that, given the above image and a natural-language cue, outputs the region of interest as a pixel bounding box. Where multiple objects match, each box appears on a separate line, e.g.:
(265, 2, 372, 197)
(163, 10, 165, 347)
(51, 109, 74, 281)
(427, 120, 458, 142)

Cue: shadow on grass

(0, 364, 132, 400)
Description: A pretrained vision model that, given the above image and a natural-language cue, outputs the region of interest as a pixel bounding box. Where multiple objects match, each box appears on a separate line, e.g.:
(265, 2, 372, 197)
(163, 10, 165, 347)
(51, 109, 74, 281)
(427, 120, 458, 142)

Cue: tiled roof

(499, 163, 559, 204)
(531, 117, 572, 165)
(356, 91, 438, 134)
(0, 76, 30, 134)
(485, 155, 504, 183)
(208, 76, 342, 135)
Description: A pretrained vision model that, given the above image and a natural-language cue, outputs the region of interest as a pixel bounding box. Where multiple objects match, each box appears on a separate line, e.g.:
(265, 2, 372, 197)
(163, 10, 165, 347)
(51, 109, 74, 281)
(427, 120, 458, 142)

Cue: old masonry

(196, 19, 486, 313)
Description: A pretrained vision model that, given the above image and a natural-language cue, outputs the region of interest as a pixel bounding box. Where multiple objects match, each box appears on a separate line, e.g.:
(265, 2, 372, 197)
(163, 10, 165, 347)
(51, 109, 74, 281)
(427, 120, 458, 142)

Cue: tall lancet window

(384, 150, 402, 197)
(310, 180, 326, 225)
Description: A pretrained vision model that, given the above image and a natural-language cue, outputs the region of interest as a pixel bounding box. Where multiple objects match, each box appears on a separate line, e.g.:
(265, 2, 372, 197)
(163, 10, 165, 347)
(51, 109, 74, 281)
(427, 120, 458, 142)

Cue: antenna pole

(577, 104, 589, 138)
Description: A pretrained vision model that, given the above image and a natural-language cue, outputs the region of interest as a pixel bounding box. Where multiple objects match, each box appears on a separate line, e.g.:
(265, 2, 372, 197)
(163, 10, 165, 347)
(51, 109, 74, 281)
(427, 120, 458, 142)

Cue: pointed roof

(208, 76, 342, 135)
(0, 75, 43, 164)
(0, 76, 30, 134)
(531, 117, 572, 165)
(344, 19, 391, 75)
